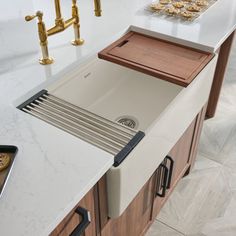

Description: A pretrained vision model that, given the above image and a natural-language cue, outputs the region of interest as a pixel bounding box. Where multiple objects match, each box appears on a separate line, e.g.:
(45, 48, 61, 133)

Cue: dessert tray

(146, 0, 217, 21)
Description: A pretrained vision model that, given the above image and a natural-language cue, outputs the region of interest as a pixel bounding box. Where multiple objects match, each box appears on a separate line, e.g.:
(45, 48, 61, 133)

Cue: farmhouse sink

(47, 58, 182, 132)
(47, 55, 217, 218)
(18, 54, 217, 218)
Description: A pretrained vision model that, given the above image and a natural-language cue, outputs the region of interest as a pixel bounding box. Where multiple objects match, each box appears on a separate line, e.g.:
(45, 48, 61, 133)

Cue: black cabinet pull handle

(156, 164, 168, 198)
(70, 207, 91, 236)
(166, 155, 174, 189)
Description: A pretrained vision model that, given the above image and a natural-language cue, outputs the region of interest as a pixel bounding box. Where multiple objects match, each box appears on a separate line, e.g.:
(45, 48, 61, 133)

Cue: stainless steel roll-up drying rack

(17, 90, 145, 167)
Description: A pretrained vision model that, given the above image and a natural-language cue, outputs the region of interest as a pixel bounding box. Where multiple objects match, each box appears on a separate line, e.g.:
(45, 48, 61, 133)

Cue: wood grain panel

(206, 30, 235, 118)
(50, 188, 96, 236)
(151, 116, 197, 220)
(97, 175, 109, 230)
(168, 116, 197, 187)
(99, 174, 155, 236)
(188, 104, 208, 171)
(151, 105, 207, 221)
(99, 32, 214, 87)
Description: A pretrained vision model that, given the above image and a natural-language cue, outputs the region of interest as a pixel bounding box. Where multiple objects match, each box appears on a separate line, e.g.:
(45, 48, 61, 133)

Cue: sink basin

(47, 58, 182, 132)
(18, 54, 217, 218)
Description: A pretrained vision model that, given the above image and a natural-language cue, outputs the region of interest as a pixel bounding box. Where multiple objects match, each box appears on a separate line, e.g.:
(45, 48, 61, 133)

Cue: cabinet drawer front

(106, 55, 218, 218)
(50, 189, 96, 236)
(56, 209, 90, 236)
(99, 32, 214, 87)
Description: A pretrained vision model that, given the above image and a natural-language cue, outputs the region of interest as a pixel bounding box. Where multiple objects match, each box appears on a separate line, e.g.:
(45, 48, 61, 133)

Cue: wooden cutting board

(98, 32, 214, 87)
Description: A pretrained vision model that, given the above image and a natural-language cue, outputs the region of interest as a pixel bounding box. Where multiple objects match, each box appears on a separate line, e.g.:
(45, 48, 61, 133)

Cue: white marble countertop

(0, 0, 236, 235)
(132, 0, 236, 52)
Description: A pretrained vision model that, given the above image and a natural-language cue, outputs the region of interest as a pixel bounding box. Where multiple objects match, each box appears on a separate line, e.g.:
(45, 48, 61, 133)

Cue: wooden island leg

(206, 30, 235, 118)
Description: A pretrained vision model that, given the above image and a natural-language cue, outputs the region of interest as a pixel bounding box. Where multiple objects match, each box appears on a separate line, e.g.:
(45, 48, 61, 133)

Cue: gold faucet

(25, 0, 102, 65)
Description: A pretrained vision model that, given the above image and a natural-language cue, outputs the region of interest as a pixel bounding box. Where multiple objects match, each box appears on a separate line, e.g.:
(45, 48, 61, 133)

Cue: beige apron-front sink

(18, 55, 217, 218)
(45, 55, 217, 218)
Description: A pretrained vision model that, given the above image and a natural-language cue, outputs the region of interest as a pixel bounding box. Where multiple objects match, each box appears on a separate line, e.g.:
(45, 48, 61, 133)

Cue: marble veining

(0, 105, 114, 236)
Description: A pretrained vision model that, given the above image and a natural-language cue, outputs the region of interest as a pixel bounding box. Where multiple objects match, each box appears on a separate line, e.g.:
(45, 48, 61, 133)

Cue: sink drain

(116, 116, 138, 129)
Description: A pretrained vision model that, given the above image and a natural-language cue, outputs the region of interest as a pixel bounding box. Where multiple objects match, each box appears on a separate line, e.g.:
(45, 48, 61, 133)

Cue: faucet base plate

(71, 39, 85, 46)
(39, 57, 54, 65)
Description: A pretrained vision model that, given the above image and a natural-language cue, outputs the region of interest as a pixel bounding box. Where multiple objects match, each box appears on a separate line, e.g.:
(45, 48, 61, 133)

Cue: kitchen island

(0, 0, 235, 235)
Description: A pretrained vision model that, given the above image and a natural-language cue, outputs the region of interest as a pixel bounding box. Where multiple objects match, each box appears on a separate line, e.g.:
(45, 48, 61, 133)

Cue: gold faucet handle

(25, 11, 44, 22)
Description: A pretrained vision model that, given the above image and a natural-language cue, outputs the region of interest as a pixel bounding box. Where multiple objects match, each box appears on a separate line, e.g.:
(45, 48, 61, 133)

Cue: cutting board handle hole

(117, 40, 129, 47)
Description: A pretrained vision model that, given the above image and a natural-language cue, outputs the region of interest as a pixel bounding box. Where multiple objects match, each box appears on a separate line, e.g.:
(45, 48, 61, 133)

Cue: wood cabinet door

(168, 116, 197, 188)
(99, 174, 156, 236)
(152, 114, 198, 218)
(151, 105, 207, 219)
(50, 188, 97, 236)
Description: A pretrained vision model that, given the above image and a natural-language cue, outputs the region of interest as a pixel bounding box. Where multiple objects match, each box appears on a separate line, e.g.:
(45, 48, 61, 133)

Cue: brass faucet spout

(25, 0, 102, 64)
(47, 25, 64, 36)
(47, 18, 76, 36)
(55, 0, 62, 20)
(94, 0, 102, 16)
(64, 17, 76, 28)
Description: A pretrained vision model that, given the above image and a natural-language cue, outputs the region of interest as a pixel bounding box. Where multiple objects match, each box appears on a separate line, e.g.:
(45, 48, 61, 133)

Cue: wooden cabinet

(51, 106, 207, 236)
(97, 106, 207, 236)
(98, 32, 213, 87)
(152, 117, 197, 217)
(50, 188, 97, 236)
(152, 105, 207, 219)
(169, 116, 197, 187)
(98, 175, 155, 236)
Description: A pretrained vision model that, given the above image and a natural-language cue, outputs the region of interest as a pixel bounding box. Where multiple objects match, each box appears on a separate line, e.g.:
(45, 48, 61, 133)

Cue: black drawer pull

(165, 156, 174, 189)
(70, 207, 91, 236)
(156, 164, 168, 198)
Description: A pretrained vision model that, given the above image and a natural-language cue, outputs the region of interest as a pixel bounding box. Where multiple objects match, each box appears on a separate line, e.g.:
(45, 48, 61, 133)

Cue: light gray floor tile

(222, 127, 236, 161)
(157, 157, 231, 235)
(198, 114, 235, 163)
(219, 84, 236, 109)
(186, 234, 205, 236)
(199, 79, 236, 164)
(146, 220, 184, 236)
(222, 166, 236, 191)
(221, 133, 236, 190)
(198, 191, 236, 236)
(192, 153, 222, 171)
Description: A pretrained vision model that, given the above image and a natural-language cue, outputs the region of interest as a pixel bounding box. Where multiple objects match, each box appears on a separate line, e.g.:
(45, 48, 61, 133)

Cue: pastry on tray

(186, 4, 201, 12)
(196, 0, 209, 6)
(150, 3, 165, 11)
(165, 7, 180, 15)
(180, 10, 195, 19)
(159, 0, 171, 5)
(0, 153, 10, 172)
(172, 2, 185, 8)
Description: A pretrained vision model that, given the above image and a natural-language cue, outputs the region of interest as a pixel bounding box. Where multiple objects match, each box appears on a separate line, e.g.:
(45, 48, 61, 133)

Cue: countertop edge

(43, 159, 114, 236)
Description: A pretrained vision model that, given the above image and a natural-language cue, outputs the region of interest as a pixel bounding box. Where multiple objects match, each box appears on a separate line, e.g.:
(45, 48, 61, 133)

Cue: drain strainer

(116, 116, 138, 129)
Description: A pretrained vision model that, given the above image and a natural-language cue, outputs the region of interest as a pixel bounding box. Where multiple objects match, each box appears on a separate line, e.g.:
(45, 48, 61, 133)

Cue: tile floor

(147, 38, 236, 236)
